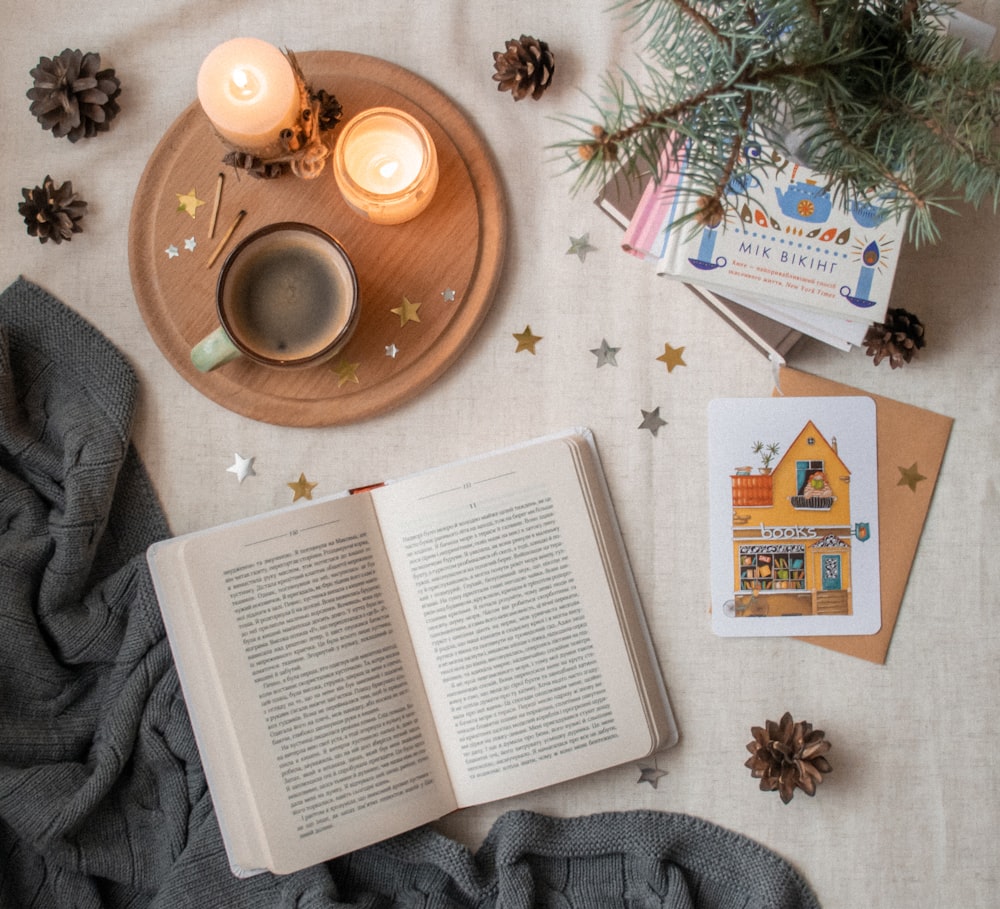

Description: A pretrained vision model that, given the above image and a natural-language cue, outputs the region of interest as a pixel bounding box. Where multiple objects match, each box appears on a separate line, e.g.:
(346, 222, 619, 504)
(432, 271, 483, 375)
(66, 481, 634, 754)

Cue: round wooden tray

(129, 51, 506, 426)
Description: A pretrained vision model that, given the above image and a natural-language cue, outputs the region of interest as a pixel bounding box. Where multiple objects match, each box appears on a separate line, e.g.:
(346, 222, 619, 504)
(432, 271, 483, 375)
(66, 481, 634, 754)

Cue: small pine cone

(492, 35, 554, 101)
(696, 195, 726, 229)
(18, 176, 87, 244)
(863, 307, 925, 369)
(578, 124, 619, 163)
(311, 89, 343, 132)
(27, 49, 122, 143)
(745, 712, 831, 804)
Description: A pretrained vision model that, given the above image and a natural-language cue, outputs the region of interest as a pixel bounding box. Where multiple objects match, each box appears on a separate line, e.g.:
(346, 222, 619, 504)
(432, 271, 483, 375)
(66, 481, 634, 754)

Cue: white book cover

(656, 144, 905, 324)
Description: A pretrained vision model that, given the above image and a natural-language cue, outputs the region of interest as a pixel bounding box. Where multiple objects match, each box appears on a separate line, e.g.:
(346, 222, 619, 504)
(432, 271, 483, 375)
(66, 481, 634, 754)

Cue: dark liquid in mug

(223, 231, 354, 362)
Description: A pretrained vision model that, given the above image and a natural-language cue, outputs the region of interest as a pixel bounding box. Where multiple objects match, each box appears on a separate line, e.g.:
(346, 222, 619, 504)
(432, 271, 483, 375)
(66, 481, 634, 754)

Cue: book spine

(623, 142, 688, 261)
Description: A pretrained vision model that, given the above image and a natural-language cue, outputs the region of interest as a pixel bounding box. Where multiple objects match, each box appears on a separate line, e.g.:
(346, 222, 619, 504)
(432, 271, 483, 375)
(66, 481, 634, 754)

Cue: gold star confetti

(391, 296, 422, 326)
(288, 473, 318, 501)
(639, 407, 667, 436)
(331, 359, 360, 386)
(513, 325, 542, 354)
(897, 462, 927, 492)
(226, 453, 256, 483)
(657, 342, 687, 372)
(176, 188, 205, 218)
(567, 233, 597, 262)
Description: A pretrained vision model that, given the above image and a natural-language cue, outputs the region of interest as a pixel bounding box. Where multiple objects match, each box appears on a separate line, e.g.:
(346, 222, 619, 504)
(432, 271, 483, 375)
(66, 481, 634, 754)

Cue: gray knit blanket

(0, 276, 821, 908)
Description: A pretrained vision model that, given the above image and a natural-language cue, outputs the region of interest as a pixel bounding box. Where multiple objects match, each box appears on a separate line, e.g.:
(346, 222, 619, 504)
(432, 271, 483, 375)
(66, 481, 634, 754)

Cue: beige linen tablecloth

(2, 2, 998, 906)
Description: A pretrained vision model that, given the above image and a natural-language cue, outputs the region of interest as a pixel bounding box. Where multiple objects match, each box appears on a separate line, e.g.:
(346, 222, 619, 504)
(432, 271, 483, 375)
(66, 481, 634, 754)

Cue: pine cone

(863, 307, 926, 368)
(18, 176, 87, 244)
(311, 89, 343, 132)
(745, 712, 831, 803)
(696, 195, 726, 229)
(492, 35, 554, 101)
(27, 49, 122, 142)
(578, 125, 619, 163)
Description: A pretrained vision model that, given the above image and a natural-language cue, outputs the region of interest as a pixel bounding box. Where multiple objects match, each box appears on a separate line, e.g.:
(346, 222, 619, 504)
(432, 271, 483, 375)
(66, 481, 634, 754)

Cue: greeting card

(708, 396, 881, 637)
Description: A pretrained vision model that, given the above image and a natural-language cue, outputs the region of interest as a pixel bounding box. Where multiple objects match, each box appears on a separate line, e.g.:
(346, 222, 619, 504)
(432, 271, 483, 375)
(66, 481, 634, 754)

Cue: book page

(373, 432, 664, 806)
(150, 493, 453, 873)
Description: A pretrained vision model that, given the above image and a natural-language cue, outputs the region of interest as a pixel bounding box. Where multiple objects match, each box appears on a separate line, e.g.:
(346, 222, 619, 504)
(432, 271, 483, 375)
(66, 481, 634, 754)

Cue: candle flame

(229, 66, 261, 101)
(862, 240, 879, 266)
(378, 159, 401, 181)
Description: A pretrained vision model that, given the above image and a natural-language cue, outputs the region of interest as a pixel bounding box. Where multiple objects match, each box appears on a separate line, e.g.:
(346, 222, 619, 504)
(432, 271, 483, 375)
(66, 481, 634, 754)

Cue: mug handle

(191, 326, 242, 372)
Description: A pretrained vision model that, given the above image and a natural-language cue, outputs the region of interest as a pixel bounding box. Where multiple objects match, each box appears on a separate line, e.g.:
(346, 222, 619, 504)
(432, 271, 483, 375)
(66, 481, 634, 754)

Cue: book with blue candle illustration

(653, 138, 906, 324)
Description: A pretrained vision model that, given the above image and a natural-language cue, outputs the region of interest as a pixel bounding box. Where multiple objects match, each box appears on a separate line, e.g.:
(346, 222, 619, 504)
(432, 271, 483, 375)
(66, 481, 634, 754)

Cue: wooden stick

(208, 172, 224, 238)
(206, 209, 246, 268)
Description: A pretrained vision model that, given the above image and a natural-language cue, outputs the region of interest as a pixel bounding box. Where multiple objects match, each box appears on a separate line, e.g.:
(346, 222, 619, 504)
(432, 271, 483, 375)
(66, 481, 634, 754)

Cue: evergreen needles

(557, 0, 1000, 245)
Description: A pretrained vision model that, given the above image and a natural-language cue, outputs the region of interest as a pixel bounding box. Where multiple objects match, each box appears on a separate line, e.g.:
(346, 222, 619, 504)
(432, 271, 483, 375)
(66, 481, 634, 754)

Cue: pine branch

(820, 99, 929, 218)
(697, 90, 755, 226)
(556, 0, 1000, 245)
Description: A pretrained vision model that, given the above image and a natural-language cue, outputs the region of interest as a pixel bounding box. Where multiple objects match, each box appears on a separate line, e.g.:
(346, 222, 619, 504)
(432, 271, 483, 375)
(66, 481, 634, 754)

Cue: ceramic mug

(191, 222, 359, 372)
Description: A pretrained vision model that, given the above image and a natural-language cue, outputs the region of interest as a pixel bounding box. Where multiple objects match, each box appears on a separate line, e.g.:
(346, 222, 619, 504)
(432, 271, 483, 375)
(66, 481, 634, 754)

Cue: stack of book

(598, 145, 904, 362)
(596, 10, 995, 364)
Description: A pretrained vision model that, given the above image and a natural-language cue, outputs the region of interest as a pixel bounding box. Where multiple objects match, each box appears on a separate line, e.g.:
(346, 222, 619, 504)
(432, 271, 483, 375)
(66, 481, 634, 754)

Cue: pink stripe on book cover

(622, 145, 687, 260)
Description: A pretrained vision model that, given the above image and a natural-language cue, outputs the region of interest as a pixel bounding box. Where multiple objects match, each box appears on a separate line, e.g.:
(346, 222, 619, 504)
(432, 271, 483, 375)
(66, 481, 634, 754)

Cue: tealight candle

(197, 38, 300, 158)
(332, 107, 439, 225)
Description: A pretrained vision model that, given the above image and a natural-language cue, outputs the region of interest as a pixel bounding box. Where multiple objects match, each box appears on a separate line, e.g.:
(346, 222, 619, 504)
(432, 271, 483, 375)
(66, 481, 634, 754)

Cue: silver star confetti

(567, 233, 597, 262)
(639, 407, 667, 436)
(637, 762, 668, 788)
(385, 343, 400, 358)
(441, 288, 456, 302)
(226, 453, 256, 483)
(590, 339, 620, 367)
(184, 236, 197, 252)
(165, 244, 179, 259)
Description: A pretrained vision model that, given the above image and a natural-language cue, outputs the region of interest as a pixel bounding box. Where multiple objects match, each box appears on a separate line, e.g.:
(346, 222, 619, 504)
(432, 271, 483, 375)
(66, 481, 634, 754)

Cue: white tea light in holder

(197, 38, 299, 159)
(332, 107, 439, 225)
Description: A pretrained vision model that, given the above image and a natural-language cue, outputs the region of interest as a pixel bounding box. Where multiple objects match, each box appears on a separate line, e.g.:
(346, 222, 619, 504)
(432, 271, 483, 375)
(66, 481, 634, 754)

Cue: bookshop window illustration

(791, 459, 835, 510)
(739, 545, 806, 591)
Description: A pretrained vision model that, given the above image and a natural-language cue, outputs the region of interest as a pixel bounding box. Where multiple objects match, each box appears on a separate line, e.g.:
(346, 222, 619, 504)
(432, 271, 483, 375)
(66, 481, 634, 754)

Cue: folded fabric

(0, 277, 820, 909)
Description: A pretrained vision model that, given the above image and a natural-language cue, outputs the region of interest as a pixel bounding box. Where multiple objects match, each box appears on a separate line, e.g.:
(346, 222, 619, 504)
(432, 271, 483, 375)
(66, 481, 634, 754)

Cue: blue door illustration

(821, 554, 842, 590)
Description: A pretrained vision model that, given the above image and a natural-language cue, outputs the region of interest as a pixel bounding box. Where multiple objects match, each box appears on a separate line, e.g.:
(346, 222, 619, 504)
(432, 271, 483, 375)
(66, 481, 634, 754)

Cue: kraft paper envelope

(776, 367, 953, 663)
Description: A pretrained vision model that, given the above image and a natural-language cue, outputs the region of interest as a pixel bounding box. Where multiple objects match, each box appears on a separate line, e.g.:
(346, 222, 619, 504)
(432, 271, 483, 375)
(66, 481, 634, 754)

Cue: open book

(147, 429, 677, 876)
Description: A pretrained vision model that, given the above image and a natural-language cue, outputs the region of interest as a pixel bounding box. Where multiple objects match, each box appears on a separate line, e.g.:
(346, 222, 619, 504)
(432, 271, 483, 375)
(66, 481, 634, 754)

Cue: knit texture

(0, 277, 821, 909)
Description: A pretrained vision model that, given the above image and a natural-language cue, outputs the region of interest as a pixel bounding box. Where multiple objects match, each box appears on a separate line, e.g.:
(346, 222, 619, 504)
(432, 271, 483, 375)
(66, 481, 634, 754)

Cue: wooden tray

(129, 51, 506, 426)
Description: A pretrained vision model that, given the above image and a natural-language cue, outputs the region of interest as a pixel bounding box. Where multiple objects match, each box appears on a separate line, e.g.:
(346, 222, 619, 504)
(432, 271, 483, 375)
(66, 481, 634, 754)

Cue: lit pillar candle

(197, 38, 300, 158)
(333, 107, 439, 225)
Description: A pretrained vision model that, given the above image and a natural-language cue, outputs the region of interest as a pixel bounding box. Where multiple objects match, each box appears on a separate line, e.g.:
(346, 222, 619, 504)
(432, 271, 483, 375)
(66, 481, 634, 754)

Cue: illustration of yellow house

(729, 421, 857, 618)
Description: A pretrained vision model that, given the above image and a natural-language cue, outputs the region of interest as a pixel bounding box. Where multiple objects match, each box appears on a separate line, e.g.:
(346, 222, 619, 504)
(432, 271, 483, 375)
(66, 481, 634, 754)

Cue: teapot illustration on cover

(774, 180, 832, 223)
